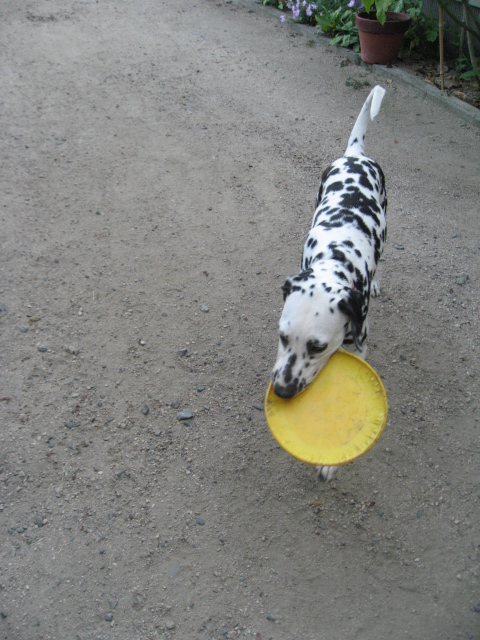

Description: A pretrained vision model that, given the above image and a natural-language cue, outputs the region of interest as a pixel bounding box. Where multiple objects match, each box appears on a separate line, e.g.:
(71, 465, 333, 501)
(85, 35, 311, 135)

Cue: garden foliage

(266, 0, 479, 84)
(268, 0, 438, 53)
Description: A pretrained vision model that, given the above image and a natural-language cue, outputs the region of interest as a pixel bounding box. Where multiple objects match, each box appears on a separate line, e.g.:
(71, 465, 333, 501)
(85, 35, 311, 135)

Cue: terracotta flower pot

(356, 11, 411, 65)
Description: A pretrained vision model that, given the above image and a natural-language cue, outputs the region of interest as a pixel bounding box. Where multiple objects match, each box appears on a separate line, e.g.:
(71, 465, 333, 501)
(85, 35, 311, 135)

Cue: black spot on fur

(316, 166, 342, 207)
(283, 353, 297, 384)
(317, 219, 342, 229)
(338, 289, 366, 350)
(281, 277, 293, 301)
(354, 267, 365, 292)
(334, 270, 348, 282)
(344, 157, 370, 179)
(359, 174, 374, 191)
(325, 181, 344, 194)
(296, 269, 313, 282)
(338, 188, 381, 222)
(330, 247, 347, 264)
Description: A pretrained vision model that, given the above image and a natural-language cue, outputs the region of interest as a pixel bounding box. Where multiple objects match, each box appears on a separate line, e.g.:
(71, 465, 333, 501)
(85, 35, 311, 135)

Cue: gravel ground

(1, 1, 479, 639)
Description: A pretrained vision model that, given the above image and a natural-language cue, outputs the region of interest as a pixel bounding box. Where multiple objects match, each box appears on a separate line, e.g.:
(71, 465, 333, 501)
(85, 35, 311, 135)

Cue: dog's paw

(316, 466, 339, 482)
(371, 280, 381, 297)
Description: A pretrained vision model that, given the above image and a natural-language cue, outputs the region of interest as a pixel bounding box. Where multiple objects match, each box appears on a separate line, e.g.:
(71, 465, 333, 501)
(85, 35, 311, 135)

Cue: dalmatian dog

(271, 85, 387, 482)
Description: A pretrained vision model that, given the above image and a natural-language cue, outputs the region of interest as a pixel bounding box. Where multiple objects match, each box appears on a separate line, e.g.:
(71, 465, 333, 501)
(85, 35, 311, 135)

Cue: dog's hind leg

(316, 465, 339, 482)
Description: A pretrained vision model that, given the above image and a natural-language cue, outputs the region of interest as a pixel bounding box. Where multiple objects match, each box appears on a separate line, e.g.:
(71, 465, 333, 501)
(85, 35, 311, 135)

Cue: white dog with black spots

(271, 85, 387, 482)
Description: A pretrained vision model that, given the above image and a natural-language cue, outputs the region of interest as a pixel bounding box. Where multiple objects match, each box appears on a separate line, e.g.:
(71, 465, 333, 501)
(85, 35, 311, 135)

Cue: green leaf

(316, 15, 332, 29)
(376, 7, 386, 24)
(391, 0, 404, 12)
(460, 68, 480, 79)
(375, 0, 392, 25)
(379, 0, 394, 13)
(362, 0, 375, 13)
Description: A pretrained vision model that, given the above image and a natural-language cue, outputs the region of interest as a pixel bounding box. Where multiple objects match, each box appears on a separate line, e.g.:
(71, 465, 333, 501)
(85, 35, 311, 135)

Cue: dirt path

(1, 1, 479, 638)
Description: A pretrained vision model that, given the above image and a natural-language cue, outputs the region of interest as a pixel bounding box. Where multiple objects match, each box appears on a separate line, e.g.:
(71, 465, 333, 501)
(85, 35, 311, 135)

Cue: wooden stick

(439, 5, 445, 91)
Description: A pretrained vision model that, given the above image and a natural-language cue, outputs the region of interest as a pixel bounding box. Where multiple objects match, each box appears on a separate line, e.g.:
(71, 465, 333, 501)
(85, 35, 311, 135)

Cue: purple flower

(280, 14, 286, 22)
(348, 0, 355, 6)
(291, 0, 301, 20)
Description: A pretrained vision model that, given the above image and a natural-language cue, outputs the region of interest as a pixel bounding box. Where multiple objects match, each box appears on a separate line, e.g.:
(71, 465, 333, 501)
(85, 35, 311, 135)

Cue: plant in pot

(356, 0, 411, 64)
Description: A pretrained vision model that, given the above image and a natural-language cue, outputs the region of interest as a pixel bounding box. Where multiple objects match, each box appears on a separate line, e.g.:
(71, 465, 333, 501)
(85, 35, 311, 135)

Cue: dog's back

(311, 86, 387, 250)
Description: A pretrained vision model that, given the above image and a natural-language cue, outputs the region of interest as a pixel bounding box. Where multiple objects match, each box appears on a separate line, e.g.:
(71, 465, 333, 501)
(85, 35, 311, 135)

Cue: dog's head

(271, 269, 365, 398)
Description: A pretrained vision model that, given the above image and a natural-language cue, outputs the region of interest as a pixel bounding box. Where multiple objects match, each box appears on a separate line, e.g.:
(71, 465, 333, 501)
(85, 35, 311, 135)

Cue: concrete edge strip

(238, 0, 480, 129)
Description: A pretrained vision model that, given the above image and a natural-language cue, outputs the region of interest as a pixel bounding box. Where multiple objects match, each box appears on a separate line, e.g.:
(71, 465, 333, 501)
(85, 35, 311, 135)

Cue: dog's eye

(306, 340, 327, 356)
(279, 333, 289, 348)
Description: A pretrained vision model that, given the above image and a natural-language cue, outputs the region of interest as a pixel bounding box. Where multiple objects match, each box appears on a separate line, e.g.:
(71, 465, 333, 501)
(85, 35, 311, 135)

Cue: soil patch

(396, 52, 480, 109)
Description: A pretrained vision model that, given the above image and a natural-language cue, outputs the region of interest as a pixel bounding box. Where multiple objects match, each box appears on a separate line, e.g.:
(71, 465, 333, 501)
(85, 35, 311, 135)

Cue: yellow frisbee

(264, 351, 388, 466)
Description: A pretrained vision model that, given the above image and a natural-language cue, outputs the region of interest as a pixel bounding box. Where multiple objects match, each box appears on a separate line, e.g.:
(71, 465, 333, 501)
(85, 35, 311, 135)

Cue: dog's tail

(345, 85, 385, 157)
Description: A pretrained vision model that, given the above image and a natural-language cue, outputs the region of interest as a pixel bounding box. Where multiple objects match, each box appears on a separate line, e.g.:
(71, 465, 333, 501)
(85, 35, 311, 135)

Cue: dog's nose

(273, 382, 298, 399)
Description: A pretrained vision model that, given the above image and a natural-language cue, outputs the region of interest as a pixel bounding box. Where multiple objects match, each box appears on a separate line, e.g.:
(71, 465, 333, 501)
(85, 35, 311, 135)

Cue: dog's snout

(273, 382, 299, 399)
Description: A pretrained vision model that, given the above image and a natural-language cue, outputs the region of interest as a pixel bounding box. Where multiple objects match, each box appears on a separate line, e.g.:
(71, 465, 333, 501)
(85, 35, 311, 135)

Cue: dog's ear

(281, 276, 294, 301)
(281, 269, 313, 301)
(338, 289, 366, 349)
